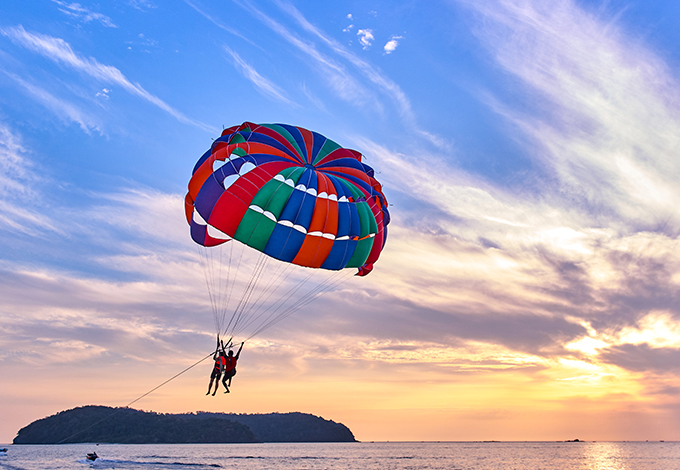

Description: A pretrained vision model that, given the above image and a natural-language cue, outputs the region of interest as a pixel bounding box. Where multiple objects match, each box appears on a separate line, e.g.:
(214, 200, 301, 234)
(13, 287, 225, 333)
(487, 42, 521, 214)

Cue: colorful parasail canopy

(185, 122, 390, 276)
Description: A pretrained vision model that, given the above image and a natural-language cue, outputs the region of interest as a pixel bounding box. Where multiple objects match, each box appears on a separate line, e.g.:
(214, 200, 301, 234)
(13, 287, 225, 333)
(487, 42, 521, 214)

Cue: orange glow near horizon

(4, 330, 680, 443)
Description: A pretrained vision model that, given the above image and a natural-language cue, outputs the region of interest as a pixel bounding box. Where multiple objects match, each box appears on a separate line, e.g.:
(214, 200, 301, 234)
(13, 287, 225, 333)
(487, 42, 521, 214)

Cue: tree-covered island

(13, 406, 357, 444)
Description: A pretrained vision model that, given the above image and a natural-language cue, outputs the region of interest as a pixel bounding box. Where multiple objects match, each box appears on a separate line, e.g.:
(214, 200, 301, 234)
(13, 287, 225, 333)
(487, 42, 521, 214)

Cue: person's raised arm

(213, 335, 221, 359)
(235, 342, 244, 359)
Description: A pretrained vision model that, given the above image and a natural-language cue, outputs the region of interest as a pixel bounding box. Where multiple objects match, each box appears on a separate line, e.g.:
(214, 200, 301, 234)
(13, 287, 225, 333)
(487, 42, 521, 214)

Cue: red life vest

(224, 356, 237, 371)
(214, 355, 226, 372)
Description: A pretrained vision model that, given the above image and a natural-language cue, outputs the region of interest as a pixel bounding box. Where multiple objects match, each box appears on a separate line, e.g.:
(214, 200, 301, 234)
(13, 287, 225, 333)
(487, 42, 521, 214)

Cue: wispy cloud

(0, 183, 208, 367)
(276, 1, 404, 106)
(356, 135, 680, 372)
(4, 71, 102, 133)
(272, 0, 449, 149)
(0, 123, 30, 196)
(235, 0, 376, 109)
(127, 0, 156, 11)
(0, 267, 206, 366)
(340, 0, 680, 375)
(51, 0, 117, 28)
(0, 25, 216, 132)
(0, 123, 61, 235)
(81, 187, 189, 247)
(183, 0, 260, 47)
(462, 0, 680, 233)
(300, 82, 327, 111)
(223, 45, 294, 104)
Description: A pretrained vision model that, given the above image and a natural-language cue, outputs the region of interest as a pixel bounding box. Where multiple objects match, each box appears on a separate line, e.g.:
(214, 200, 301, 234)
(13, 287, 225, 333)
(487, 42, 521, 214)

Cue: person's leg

(207, 377, 215, 395)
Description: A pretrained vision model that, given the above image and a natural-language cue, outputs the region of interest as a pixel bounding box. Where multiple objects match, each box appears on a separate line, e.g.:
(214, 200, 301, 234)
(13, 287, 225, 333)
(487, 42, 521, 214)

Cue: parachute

(185, 122, 390, 341)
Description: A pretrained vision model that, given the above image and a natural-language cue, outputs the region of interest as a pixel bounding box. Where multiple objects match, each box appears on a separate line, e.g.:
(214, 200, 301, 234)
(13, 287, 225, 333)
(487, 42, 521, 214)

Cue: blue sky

(2, 0, 680, 442)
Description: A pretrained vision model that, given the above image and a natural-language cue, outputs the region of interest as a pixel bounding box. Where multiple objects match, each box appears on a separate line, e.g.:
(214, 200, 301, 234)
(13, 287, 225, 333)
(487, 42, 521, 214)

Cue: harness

(213, 355, 226, 372)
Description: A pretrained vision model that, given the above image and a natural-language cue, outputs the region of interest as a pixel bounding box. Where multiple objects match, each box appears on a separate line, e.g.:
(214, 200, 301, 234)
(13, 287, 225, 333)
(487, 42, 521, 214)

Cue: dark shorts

(223, 369, 236, 380)
(210, 368, 221, 379)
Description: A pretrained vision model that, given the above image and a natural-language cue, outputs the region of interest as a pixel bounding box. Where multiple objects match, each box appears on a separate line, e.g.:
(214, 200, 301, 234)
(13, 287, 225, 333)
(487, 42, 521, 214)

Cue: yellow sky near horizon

(4, 322, 680, 443)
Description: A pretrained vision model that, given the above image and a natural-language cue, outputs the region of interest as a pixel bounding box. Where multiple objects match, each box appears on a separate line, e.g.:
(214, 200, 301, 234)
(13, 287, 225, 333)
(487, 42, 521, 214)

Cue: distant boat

(86, 452, 98, 461)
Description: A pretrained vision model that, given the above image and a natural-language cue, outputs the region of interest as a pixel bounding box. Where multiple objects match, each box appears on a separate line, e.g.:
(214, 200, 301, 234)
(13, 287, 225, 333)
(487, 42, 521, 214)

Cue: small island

(13, 405, 356, 444)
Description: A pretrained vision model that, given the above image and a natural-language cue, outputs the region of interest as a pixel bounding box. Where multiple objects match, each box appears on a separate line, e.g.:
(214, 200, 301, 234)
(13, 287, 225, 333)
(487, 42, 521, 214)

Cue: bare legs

(207, 376, 219, 396)
(222, 370, 235, 393)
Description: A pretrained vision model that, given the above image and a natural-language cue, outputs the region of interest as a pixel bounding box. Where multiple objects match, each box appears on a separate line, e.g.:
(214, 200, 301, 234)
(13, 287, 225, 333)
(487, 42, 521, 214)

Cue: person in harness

(222, 342, 244, 393)
(206, 336, 227, 396)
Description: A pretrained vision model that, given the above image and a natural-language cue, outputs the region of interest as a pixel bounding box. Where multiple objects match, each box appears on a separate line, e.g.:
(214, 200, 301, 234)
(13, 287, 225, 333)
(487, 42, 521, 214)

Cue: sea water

(0, 441, 679, 470)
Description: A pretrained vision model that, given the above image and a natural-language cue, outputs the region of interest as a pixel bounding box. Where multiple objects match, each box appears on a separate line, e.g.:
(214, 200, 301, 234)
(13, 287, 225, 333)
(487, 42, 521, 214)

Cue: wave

(76, 458, 221, 468)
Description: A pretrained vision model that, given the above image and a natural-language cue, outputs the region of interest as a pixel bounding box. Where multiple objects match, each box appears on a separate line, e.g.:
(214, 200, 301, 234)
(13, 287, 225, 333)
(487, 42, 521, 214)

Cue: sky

(1, 0, 680, 443)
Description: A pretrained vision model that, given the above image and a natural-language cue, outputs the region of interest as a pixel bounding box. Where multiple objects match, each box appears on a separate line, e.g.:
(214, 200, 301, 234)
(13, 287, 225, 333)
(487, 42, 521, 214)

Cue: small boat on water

(86, 452, 98, 461)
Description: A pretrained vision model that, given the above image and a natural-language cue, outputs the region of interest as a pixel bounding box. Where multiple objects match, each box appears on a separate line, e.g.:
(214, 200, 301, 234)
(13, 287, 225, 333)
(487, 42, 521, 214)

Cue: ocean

(1, 441, 679, 470)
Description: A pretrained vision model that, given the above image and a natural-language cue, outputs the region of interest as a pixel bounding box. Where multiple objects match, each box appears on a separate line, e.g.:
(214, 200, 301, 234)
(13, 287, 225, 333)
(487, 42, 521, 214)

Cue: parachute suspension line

(221, 245, 264, 336)
(212, 244, 227, 333)
(55, 351, 214, 445)
(257, 269, 353, 335)
(231, 265, 315, 338)
(214, 244, 226, 333)
(198, 238, 249, 337)
(220, 238, 248, 335)
(245, 269, 353, 340)
(246, 257, 294, 312)
(217, 242, 243, 333)
(197, 245, 221, 334)
(228, 258, 298, 338)
(221, 249, 269, 337)
(212, 243, 225, 332)
(198, 243, 234, 335)
(244, 268, 354, 340)
(274, 270, 351, 328)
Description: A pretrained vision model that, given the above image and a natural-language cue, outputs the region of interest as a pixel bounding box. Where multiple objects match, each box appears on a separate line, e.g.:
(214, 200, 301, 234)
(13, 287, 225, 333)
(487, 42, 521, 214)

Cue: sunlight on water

(0, 441, 678, 470)
(581, 442, 627, 470)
